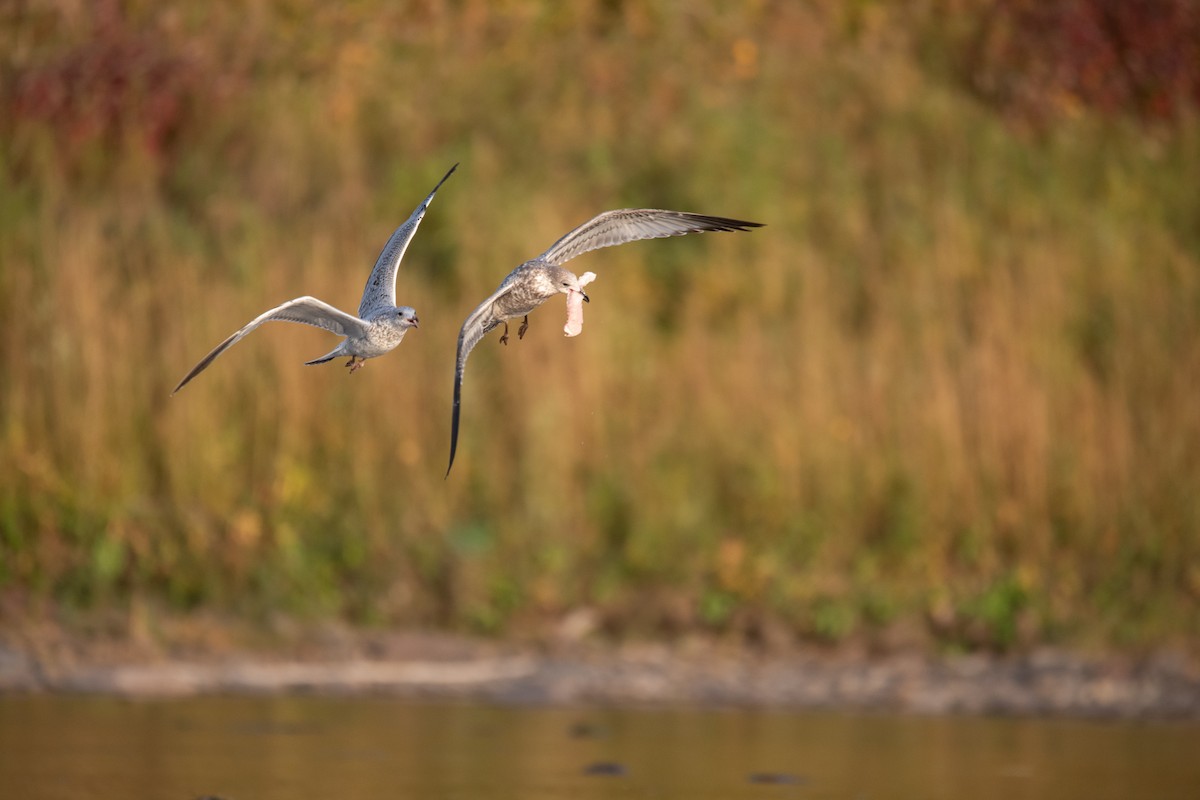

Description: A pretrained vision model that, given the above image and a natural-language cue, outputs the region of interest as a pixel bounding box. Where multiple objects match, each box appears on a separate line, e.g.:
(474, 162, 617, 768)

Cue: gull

(447, 207, 764, 475)
(172, 163, 457, 394)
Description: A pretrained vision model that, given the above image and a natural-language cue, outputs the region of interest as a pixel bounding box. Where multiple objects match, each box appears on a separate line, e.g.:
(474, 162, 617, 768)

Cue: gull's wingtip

(446, 396, 464, 478)
(710, 215, 765, 232)
(445, 434, 458, 478)
(688, 213, 764, 233)
(436, 162, 459, 188)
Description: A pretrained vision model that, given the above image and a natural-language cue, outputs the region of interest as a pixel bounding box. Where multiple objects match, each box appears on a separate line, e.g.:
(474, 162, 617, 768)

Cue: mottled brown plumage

(447, 208, 763, 475)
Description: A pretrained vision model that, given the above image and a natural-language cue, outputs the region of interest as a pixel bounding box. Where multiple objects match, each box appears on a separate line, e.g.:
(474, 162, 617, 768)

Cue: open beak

(411, 317, 420, 328)
(582, 292, 590, 303)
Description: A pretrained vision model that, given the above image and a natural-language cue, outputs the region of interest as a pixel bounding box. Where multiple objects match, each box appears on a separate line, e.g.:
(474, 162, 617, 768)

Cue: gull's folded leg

(349, 358, 366, 374)
(518, 315, 530, 340)
(499, 321, 510, 346)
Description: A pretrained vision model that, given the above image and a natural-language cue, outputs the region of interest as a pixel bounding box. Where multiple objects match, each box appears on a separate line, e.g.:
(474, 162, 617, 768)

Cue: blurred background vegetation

(1, 0, 1198, 654)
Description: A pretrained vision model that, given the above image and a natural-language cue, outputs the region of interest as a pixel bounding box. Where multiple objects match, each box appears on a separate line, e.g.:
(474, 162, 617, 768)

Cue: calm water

(1, 695, 1197, 800)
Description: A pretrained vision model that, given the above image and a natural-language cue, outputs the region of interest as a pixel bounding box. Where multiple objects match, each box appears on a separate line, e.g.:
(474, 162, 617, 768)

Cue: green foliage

(963, 574, 1032, 651)
(1, 2, 1198, 651)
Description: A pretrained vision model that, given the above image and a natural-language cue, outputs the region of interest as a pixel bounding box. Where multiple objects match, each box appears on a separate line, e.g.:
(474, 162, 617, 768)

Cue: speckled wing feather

(446, 281, 518, 476)
(536, 209, 763, 267)
(172, 296, 367, 394)
(357, 163, 457, 319)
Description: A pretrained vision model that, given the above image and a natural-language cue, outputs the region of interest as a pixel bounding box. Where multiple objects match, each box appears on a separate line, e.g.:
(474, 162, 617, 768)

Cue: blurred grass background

(1, 0, 1198, 653)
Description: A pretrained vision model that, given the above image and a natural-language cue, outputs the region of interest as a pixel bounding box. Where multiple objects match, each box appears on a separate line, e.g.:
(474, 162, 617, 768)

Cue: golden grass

(1, 2, 1198, 649)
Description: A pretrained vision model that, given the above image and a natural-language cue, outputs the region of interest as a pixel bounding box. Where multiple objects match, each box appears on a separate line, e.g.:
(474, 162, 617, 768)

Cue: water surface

(1, 695, 1196, 799)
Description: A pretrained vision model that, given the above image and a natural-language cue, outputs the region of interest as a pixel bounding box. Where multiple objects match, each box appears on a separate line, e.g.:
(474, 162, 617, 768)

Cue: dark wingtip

(446, 399, 461, 479)
(673, 213, 765, 235)
(702, 214, 765, 232)
(170, 374, 193, 395)
(428, 162, 459, 199)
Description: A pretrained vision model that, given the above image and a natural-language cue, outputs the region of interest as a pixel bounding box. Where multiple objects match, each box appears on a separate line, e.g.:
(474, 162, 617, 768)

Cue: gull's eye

(561, 281, 569, 286)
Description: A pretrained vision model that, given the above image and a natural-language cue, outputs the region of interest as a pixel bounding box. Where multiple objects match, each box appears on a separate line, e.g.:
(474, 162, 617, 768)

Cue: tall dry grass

(1, 1, 1198, 650)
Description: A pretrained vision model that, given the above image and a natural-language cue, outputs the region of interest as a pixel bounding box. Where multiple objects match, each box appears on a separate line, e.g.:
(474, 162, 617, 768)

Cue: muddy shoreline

(3, 625, 1198, 718)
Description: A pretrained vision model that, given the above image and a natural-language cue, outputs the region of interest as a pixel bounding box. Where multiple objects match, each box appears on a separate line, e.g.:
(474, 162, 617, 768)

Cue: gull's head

(395, 306, 419, 329)
(546, 266, 591, 303)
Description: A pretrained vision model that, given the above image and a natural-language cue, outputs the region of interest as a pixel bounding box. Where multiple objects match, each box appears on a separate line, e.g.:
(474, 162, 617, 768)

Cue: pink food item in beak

(563, 272, 596, 337)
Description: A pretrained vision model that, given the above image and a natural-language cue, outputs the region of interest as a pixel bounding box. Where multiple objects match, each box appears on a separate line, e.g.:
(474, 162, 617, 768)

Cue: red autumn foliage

(5, 1, 210, 172)
(967, 0, 1200, 124)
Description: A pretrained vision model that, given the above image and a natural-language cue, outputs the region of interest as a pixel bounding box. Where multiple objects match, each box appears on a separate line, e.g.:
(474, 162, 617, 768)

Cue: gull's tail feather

(305, 344, 347, 366)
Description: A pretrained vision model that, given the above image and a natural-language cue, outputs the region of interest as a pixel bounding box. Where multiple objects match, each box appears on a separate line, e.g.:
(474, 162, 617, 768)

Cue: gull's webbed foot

(346, 356, 365, 373)
(499, 321, 510, 346)
(517, 315, 530, 340)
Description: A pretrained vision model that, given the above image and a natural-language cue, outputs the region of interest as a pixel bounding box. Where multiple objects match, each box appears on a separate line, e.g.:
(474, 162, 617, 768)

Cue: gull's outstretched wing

(536, 209, 763, 266)
(446, 282, 519, 476)
(172, 296, 367, 394)
(358, 163, 458, 319)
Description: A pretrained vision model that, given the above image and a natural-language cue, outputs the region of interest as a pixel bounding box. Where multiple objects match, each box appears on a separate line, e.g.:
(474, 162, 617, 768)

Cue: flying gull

(172, 163, 457, 394)
(447, 207, 763, 475)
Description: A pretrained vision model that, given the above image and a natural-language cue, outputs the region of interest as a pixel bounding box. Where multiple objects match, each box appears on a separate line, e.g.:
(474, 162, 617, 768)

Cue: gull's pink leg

(517, 315, 530, 340)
